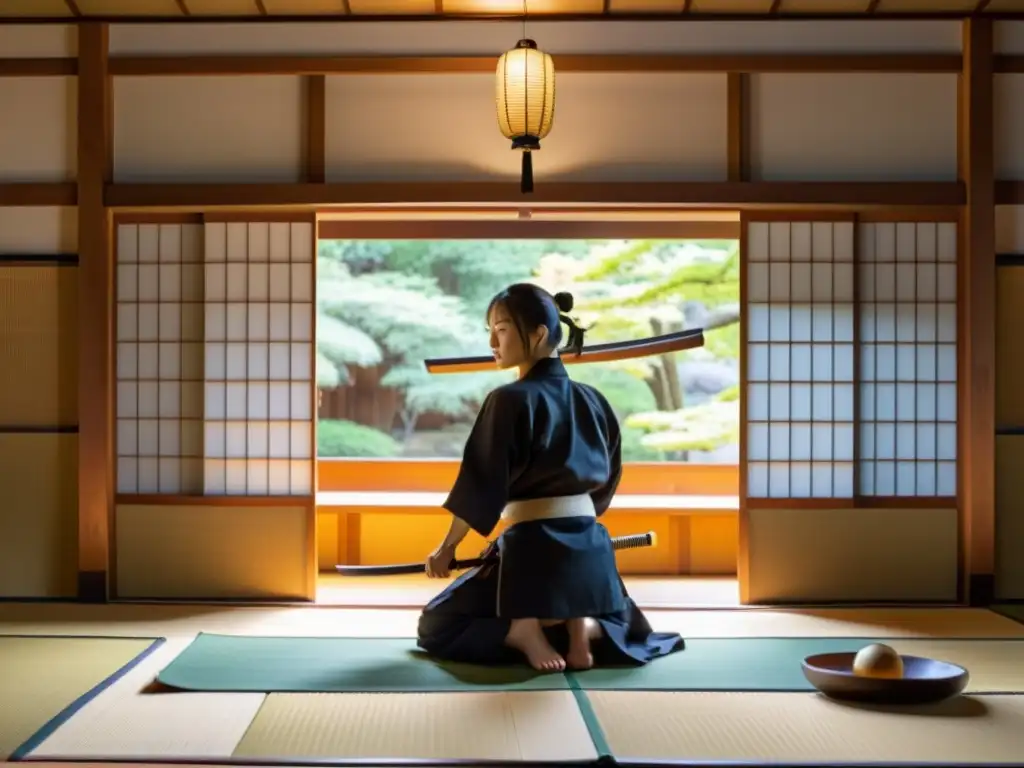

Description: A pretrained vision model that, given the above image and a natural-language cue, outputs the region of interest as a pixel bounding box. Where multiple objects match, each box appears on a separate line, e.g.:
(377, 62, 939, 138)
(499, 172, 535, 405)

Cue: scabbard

(334, 530, 656, 576)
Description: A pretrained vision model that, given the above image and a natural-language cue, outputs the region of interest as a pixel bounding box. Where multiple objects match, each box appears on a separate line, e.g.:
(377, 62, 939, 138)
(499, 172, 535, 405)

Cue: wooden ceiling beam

(106, 52, 964, 76)
(11, 53, 1024, 77)
(6, 11, 1024, 21)
(102, 180, 967, 209)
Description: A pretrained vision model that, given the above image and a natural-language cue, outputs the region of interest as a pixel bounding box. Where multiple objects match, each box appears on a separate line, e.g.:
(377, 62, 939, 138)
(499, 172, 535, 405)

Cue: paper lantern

(495, 38, 555, 194)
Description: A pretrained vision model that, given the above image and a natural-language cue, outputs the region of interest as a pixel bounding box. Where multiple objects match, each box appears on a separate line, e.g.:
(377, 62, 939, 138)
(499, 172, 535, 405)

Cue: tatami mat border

(19, 756, 1024, 767)
(6, 636, 167, 762)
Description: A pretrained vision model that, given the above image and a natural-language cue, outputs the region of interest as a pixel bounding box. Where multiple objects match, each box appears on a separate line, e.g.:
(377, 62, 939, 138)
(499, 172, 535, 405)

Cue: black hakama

(416, 357, 685, 667)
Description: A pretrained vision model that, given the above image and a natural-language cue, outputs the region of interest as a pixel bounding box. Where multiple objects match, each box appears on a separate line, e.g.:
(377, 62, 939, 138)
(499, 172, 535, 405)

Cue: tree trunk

(645, 317, 685, 412)
(400, 408, 418, 441)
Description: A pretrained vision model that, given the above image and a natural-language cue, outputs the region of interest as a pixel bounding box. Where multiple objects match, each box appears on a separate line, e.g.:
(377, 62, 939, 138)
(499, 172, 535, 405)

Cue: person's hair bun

(553, 291, 574, 313)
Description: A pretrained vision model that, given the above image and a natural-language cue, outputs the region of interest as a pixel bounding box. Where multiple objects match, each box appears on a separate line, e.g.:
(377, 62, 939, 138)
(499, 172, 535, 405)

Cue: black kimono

(416, 356, 685, 667)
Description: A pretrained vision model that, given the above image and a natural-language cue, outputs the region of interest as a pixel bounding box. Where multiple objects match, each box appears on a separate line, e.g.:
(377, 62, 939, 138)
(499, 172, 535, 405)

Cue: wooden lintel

(0, 183, 77, 207)
(76, 22, 113, 601)
(106, 53, 963, 77)
(316, 220, 741, 240)
(104, 181, 966, 209)
(8, 53, 1024, 77)
(959, 17, 996, 600)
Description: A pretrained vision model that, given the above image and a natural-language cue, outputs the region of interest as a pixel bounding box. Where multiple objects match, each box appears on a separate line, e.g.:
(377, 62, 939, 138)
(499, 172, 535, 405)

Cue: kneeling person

(416, 283, 685, 672)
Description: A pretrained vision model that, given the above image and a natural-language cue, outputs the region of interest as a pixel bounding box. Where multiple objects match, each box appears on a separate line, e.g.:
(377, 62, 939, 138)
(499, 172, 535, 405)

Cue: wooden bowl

(801, 652, 969, 705)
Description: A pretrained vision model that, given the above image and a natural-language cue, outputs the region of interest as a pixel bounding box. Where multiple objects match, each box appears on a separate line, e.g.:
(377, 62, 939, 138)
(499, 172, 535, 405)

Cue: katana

(423, 328, 705, 374)
(335, 531, 657, 576)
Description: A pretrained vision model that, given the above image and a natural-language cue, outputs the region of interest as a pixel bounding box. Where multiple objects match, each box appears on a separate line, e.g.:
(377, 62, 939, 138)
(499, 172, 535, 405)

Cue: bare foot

(565, 617, 602, 670)
(505, 618, 566, 672)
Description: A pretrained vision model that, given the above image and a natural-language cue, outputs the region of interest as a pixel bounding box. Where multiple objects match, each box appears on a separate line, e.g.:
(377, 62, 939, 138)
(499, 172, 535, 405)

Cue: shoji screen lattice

(857, 221, 957, 497)
(202, 221, 315, 496)
(745, 220, 856, 499)
(115, 224, 205, 494)
(114, 219, 316, 497)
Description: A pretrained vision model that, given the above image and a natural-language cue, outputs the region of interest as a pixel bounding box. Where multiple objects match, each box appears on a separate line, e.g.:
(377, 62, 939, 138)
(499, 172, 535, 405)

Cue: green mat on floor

(157, 633, 970, 693)
(159, 634, 569, 692)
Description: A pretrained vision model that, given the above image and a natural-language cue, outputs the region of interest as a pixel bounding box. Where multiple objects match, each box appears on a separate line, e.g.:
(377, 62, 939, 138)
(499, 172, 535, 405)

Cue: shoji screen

(202, 221, 315, 496)
(857, 221, 957, 498)
(745, 219, 856, 499)
(115, 218, 316, 498)
(115, 223, 205, 494)
(742, 214, 960, 604)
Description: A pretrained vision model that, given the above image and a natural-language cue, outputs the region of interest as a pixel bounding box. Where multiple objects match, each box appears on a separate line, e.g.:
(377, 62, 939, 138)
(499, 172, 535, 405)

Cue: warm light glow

(495, 39, 555, 146)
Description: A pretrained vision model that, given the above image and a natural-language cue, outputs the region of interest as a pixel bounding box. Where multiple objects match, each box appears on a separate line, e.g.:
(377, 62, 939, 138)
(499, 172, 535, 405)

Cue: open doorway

(313, 222, 741, 609)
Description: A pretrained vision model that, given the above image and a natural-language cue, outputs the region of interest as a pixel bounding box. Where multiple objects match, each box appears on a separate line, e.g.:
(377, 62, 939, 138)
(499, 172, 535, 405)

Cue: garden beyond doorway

(315, 238, 740, 466)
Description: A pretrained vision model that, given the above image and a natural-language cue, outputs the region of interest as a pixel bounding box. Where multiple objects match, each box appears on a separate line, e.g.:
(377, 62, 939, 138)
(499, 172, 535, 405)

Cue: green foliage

(316, 236, 741, 463)
(568, 366, 657, 418)
(317, 419, 402, 458)
(534, 238, 740, 459)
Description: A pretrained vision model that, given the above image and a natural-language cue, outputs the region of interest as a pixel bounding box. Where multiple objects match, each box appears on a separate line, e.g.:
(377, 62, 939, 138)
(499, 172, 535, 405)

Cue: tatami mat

(881, 639, 1024, 693)
(0, 636, 162, 760)
(587, 690, 1024, 764)
(574, 638, 1024, 692)
(232, 691, 598, 763)
(26, 637, 265, 761)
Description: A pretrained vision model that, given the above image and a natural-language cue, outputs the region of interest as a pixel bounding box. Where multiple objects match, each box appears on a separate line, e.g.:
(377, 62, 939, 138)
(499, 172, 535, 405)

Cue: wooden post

(727, 72, 750, 183)
(958, 17, 996, 605)
(77, 22, 113, 602)
(305, 75, 326, 184)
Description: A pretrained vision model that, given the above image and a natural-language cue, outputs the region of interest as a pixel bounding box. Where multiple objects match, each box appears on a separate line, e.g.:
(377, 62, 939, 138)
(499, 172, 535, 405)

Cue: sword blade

(423, 329, 704, 374)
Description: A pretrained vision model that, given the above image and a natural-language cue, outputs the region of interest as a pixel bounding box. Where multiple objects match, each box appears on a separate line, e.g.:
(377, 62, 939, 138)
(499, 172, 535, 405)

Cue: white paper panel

(746, 220, 856, 499)
(0, 77, 76, 182)
(115, 223, 205, 496)
(202, 221, 315, 496)
(857, 221, 957, 497)
(326, 72, 727, 183)
(995, 75, 1024, 180)
(113, 77, 304, 183)
(751, 74, 957, 182)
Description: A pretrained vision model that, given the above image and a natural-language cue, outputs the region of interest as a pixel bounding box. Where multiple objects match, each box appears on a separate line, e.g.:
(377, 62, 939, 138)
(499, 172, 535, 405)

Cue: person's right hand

(425, 543, 456, 579)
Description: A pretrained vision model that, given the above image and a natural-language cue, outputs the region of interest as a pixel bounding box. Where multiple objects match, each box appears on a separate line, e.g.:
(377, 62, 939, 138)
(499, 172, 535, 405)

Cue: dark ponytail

(553, 291, 587, 356)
